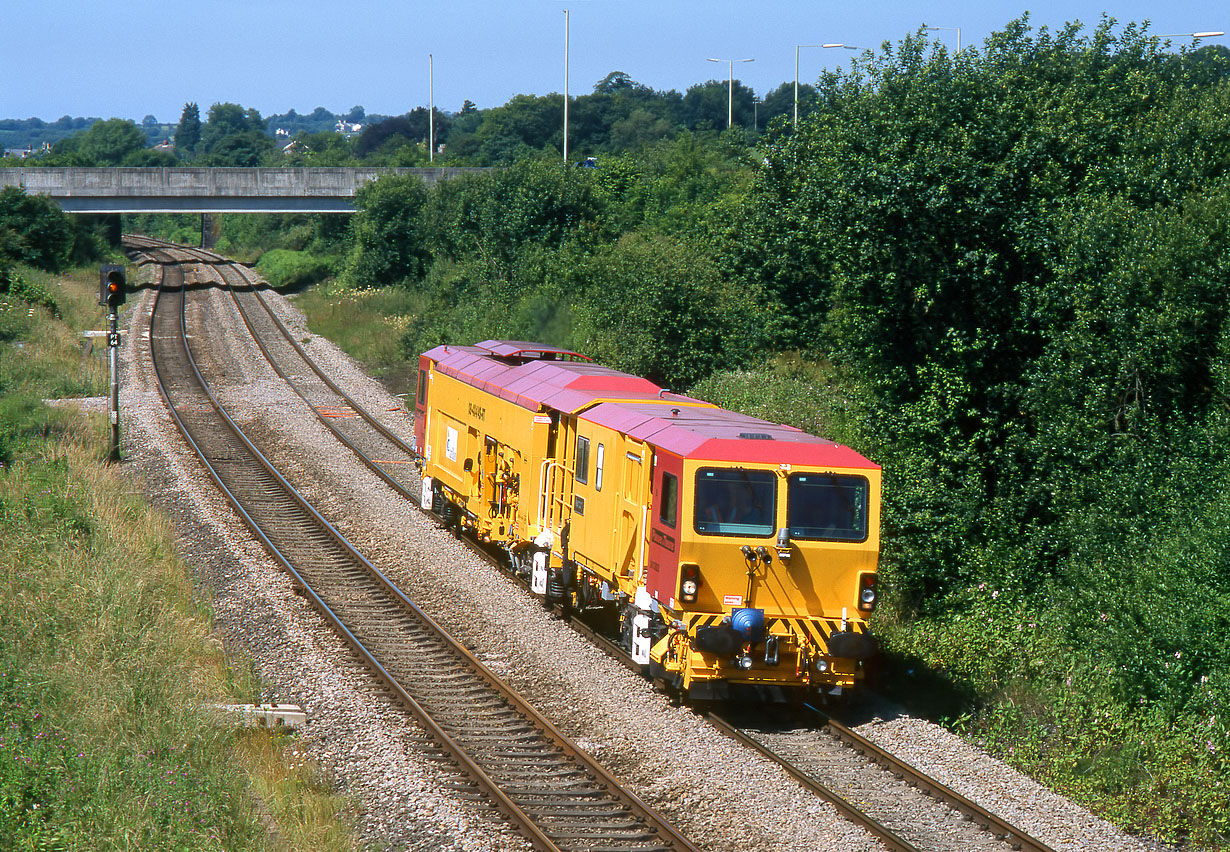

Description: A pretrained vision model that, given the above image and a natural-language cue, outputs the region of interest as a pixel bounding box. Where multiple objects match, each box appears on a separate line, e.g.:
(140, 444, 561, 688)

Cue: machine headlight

(816, 659, 830, 673)
(857, 573, 878, 612)
(679, 563, 701, 603)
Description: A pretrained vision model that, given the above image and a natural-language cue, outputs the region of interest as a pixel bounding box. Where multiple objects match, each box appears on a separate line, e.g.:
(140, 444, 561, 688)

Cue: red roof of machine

(425, 342, 879, 470)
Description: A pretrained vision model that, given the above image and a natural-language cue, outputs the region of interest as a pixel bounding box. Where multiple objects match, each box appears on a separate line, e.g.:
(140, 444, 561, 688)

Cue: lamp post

(1158, 30, 1224, 40)
(925, 25, 961, 55)
(707, 57, 754, 129)
(563, 9, 570, 163)
(428, 54, 434, 163)
(794, 43, 857, 127)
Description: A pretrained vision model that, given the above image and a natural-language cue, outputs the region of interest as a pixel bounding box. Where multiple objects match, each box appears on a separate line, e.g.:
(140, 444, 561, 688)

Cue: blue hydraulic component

(729, 608, 765, 644)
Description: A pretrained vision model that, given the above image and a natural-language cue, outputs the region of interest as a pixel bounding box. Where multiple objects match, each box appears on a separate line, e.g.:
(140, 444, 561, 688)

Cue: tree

(471, 94, 563, 162)
(759, 81, 813, 126)
(76, 118, 147, 165)
(569, 233, 770, 388)
(197, 103, 273, 165)
(422, 158, 601, 273)
(346, 175, 433, 287)
(175, 102, 201, 154)
(0, 187, 77, 271)
(594, 71, 641, 95)
(355, 109, 447, 159)
(682, 79, 756, 130)
(739, 17, 1230, 607)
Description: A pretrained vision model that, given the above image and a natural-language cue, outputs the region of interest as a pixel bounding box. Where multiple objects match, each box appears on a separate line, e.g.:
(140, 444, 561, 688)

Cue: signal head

(99, 265, 126, 308)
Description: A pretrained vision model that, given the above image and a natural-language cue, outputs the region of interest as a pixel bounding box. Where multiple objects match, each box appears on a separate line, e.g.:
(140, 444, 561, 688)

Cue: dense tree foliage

(732, 19, 1230, 840)
(0, 187, 80, 271)
(174, 102, 201, 154)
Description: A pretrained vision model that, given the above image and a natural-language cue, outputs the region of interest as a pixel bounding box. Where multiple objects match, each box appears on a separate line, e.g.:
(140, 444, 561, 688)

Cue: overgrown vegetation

(0, 218, 358, 848)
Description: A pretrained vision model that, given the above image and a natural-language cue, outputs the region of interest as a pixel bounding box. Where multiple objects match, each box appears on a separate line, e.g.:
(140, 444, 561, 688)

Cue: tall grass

(0, 265, 359, 851)
(293, 282, 423, 392)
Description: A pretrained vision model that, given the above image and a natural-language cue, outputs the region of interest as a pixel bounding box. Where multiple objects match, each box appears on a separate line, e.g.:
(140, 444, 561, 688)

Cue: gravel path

(116, 262, 1176, 852)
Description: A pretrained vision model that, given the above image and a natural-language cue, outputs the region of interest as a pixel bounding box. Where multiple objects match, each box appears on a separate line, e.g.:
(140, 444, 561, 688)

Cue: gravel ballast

(117, 264, 1174, 852)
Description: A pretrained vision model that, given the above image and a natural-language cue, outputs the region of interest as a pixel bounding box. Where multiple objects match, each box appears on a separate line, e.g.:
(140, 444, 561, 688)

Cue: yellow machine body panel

(411, 341, 883, 699)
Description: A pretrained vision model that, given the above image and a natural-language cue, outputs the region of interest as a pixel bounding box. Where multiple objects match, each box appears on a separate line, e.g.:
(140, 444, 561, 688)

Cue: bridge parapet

(0, 166, 485, 213)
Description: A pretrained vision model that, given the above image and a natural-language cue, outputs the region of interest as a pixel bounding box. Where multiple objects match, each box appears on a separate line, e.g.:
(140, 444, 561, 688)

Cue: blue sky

(4, 1, 1224, 123)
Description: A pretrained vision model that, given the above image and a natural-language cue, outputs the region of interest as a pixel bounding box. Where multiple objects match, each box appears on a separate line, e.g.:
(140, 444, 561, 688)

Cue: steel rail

(706, 712, 920, 852)
(219, 260, 416, 455)
(210, 261, 420, 499)
(807, 705, 1060, 852)
(146, 270, 562, 852)
(145, 264, 699, 852)
(130, 235, 421, 504)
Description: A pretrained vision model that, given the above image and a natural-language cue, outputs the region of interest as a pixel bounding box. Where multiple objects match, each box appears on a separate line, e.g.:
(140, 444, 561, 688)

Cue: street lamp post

(925, 25, 961, 55)
(428, 54, 434, 163)
(707, 57, 754, 129)
(1158, 30, 1224, 40)
(794, 43, 858, 127)
(563, 9, 568, 162)
(563, 9, 570, 163)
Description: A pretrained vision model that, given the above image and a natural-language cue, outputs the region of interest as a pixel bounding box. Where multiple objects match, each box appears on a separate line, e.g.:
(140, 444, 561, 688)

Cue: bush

(255, 249, 338, 290)
(0, 187, 78, 272)
(0, 269, 59, 315)
(569, 232, 771, 388)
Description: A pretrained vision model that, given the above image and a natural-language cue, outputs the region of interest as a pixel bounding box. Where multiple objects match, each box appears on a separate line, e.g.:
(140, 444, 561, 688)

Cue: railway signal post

(99, 264, 126, 462)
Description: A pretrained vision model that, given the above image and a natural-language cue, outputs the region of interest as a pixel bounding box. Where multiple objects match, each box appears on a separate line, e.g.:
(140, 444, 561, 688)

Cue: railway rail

(128, 235, 423, 501)
(138, 240, 700, 852)
(130, 236, 1067, 852)
(707, 708, 1060, 852)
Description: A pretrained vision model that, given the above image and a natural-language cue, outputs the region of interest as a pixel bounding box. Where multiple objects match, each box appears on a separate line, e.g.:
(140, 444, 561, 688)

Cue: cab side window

(575, 436, 590, 484)
(660, 472, 678, 528)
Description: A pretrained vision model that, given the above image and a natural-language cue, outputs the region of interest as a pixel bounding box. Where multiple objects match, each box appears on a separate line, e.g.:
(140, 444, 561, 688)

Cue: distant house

(334, 120, 363, 136)
(3, 144, 47, 159)
(274, 128, 291, 137)
(282, 139, 309, 155)
(154, 138, 175, 152)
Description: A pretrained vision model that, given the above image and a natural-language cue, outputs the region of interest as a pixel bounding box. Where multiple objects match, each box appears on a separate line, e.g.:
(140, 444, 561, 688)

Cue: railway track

(128, 235, 423, 501)
(131, 236, 1067, 852)
(140, 242, 701, 852)
(707, 707, 1060, 852)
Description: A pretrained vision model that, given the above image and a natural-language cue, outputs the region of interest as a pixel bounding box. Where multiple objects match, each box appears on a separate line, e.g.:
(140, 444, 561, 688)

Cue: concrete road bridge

(0, 166, 485, 213)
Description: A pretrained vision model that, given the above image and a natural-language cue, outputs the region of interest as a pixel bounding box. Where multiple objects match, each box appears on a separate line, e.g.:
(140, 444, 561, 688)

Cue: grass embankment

(294, 281, 423, 394)
(0, 265, 358, 851)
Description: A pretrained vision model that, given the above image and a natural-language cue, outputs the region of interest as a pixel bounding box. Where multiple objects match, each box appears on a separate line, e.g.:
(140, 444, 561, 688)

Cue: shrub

(255, 249, 337, 290)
